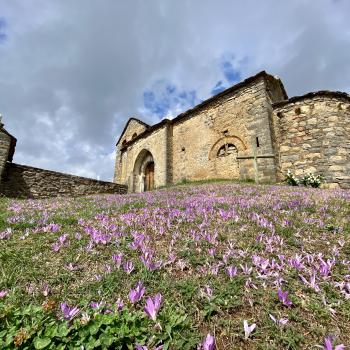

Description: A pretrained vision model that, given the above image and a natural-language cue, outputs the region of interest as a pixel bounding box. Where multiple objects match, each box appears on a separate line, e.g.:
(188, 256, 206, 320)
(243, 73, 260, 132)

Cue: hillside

(1, 183, 350, 349)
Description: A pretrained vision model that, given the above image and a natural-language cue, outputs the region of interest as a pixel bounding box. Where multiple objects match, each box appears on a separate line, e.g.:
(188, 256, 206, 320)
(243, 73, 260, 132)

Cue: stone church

(114, 71, 350, 192)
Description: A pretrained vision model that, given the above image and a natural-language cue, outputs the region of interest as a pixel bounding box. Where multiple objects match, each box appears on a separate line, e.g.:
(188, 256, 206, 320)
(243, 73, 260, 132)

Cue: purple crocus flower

(144, 293, 162, 321)
(243, 320, 256, 340)
(123, 261, 135, 274)
(112, 253, 123, 269)
(269, 314, 288, 326)
(299, 273, 320, 292)
(324, 336, 345, 350)
(90, 301, 104, 309)
(136, 345, 163, 350)
(202, 333, 215, 350)
(60, 302, 80, 321)
(129, 281, 145, 303)
(226, 265, 237, 278)
(116, 298, 124, 311)
(0, 290, 9, 298)
(277, 288, 293, 307)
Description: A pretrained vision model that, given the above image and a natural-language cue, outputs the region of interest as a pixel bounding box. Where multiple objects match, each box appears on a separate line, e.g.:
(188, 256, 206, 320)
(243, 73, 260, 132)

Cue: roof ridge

(273, 90, 350, 108)
(119, 70, 281, 147)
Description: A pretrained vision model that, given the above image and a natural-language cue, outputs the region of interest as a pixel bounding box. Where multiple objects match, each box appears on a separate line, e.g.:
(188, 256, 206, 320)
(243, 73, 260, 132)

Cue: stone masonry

(0, 117, 127, 198)
(1, 163, 127, 199)
(114, 71, 350, 191)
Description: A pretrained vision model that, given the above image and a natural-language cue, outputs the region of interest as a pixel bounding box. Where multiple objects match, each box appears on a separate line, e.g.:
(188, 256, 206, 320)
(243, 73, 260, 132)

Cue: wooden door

(144, 162, 154, 191)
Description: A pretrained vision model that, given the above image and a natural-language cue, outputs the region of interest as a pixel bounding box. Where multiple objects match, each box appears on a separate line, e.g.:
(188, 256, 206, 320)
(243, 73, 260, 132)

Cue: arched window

(132, 133, 137, 139)
(217, 143, 238, 157)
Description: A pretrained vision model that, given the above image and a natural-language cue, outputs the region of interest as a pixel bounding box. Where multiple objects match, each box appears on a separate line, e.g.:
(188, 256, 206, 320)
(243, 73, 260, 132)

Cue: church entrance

(132, 149, 155, 192)
(144, 162, 154, 191)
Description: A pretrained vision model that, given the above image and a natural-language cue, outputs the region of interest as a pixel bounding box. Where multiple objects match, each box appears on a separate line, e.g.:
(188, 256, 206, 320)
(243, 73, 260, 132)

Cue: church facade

(114, 71, 350, 192)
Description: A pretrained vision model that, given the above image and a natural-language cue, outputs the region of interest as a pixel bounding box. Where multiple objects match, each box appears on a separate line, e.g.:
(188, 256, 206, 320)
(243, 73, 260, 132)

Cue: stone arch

(209, 136, 246, 160)
(132, 149, 155, 192)
(208, 136, 247, 180)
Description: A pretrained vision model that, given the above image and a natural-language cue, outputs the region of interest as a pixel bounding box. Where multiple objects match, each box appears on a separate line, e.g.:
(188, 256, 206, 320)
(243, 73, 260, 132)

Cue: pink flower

(278, 288, 292, 307)
(144, 293, 162, 321)
(112, 253, 123, 269)
(60, 302, 80, 321)
(202, 333, 215, 350)
(129, 281, 145, 303)
(116, 298, 124, 311)
(243, 320, 256, 340)
(123, 261, 135, 274)
(225, 265, 237, 278)
(324, 336, 345, 350)
(0, 290, 9, 298)
(269, 314, 288, 326)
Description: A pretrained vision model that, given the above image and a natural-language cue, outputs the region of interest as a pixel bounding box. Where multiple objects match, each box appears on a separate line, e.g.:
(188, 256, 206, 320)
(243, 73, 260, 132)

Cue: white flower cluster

(285, 169, 299, 186)
(285, 170, 324, 188)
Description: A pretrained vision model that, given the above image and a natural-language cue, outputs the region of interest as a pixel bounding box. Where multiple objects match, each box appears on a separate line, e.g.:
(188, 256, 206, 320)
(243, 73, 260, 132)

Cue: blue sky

(0, 18, 6, 43)
(0, 1, 350, 180)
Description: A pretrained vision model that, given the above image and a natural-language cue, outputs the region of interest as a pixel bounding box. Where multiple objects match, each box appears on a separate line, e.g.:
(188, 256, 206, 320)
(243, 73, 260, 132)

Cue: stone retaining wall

(0, 163, 128, 199)
(272, 94, 350, 189)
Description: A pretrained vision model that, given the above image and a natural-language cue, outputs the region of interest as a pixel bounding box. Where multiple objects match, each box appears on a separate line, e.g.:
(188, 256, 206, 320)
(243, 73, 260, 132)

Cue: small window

(256, 137, 260, 148)
(217, 143, 238, 157)
(132, 133, 137, 139)
(122, 140, 127, 146)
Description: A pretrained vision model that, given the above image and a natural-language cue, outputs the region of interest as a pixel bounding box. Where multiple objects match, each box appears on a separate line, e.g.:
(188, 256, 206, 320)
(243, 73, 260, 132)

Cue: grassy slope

(1, 182, 350, 349)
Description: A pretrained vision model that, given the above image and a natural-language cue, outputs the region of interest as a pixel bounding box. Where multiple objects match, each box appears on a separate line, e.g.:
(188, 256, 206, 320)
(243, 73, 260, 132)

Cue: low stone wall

(0, 163, 128, 199)
(273, 94, 350, 189)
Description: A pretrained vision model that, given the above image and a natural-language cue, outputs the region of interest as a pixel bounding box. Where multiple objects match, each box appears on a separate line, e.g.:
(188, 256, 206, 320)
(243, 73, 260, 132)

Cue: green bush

(285, 170, 324, 188)
(285, 170, 299, 186)
(299, 173, 323, 188)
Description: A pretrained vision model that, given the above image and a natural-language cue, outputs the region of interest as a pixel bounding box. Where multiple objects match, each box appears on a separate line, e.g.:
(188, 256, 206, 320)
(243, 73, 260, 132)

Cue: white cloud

(0, 0, 349, 180)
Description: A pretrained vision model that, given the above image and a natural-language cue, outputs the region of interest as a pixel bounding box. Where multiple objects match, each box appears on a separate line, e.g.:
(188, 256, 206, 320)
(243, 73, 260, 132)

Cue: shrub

(285, 170, 324, 188)
(300, 173, 324, 188)
(285, 170, 299, 186)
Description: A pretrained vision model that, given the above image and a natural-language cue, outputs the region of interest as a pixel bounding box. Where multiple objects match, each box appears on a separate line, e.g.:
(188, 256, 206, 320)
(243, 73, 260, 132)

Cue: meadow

(0, 182, 349, 349)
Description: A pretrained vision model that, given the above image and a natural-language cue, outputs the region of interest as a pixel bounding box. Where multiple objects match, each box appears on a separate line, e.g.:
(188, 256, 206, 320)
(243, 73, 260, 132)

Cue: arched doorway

(132, 150, 155, 192)
(144, 161, 154, 191)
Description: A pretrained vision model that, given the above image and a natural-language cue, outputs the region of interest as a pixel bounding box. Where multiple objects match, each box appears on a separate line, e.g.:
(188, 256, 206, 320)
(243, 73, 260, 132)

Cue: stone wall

(0, 163, 128, 199)
(0, 128, 11, 182)
(114, 72, 288, 190)
(273, 94, 350, 189)
(171, 76, 282, 183)
(114, 119, 149, 183)
(115, 125, 169, 191)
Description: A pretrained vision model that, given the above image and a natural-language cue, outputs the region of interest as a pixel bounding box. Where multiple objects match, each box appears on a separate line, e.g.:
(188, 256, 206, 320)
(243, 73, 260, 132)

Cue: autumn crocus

(116, 298, 124, 311)
(278, 288, 293, 307)
(112, 253, 123, 269)
(243, 320, 256, 340)
(323, 336, 345, 350)
(60, 302, 80, 321)
(123, 261, 135, 274)
(129, 281, 145, 303)
(144, 293, 162, 321)
(202, 333, 215, 350)
(0, 290, 9, 298)
(226, 265, 237, 279)
(269, 314, 288, 326)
